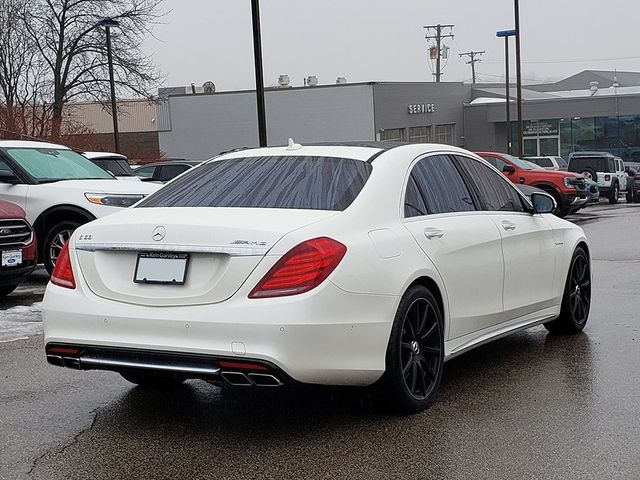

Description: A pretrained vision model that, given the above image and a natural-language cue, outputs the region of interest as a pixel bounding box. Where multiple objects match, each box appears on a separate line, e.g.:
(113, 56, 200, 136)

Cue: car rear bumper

(42, 281, 398, 386)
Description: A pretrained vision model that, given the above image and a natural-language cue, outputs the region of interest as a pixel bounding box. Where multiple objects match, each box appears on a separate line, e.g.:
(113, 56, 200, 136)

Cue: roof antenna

(286, 138, 302, 150)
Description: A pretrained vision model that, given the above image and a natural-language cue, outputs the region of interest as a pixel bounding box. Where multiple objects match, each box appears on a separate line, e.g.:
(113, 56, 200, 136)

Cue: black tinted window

(409, 155, 475, 215)
(531, 157, 553, 167)
(404, 175, 428, 217)
(455, 156, 524, 212)
(93, 158, 133, 176)
(158, 164, 190, 181)
(568, 156, 608, 173)
(139, 156, 372, 211)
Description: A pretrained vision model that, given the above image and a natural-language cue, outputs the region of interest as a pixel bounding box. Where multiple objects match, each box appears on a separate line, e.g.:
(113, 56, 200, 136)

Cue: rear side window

(135, 165, 156, 179)
(532, 157, 553, 167)
(158, 164, 189, 181)
(405, 154, 476, 216)
(138, 156, 372, 211)
(455, 156, 524, 212)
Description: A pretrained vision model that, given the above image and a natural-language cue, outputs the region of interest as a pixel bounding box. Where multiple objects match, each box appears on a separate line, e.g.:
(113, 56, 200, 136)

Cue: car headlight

(563, 177, 576, 189)
(84, 193, 146, 207)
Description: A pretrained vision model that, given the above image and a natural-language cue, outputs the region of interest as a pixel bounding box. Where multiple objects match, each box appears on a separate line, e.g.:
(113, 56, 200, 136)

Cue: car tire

(120, 371, 186, 387)
(379, 285, 444, 414)
(544, 247, 591, 334)
(580, 168, 598, 181)
(0, 284, 18, 297)
(626, 189, 635, 203)
(43, 221, 81, 274)
(609, 183, 619, 204)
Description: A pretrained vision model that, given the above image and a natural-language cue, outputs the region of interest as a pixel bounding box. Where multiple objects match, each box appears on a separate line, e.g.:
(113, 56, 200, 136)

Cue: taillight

(249, 237, 347, 299)
(50, 242, 76, 289)
(635, 174, 640, 180)
(605, 175, 611, 181)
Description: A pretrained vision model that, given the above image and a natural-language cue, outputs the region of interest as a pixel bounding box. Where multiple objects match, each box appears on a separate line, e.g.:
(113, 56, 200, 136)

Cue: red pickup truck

(0, 200, 37, 297)
(475, 152, 589, 217)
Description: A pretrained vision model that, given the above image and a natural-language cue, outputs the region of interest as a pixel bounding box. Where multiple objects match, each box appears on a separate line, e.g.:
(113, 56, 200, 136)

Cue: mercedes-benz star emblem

(151, 226, 166, 242)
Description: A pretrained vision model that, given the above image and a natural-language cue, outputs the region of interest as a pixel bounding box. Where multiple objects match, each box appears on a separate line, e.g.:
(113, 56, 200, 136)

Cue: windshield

(503, 154, 534, 170)
(138, 156, 372, 211)
(5, 148, 113, 182)
(92, 158, 134, 176)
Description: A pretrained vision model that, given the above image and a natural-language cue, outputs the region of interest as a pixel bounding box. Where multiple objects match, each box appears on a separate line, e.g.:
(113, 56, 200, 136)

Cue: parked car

(82, 152, 140, 181)
(476, 152, 588, 217)
(0, 140, 160, 273)
(134, 160, 201, 183)
(624, 161, 640, 203)
(525, 156, 568, 171)
(43, 142, 591, 414)
(0, 200, 37, 297)
(567, 151, 629, 204)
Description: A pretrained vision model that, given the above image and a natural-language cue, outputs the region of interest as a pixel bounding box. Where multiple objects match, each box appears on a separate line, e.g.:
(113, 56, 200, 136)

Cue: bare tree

(23, 0, 164, 139)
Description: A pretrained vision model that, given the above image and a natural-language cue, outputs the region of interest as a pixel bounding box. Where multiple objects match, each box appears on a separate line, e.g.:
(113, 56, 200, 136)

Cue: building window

(409, 126, 432, 143)
(435, 124, 455, 145)
(380, 128, 405, 141)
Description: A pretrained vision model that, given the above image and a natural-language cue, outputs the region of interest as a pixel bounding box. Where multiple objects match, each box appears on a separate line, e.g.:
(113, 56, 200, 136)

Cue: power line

(485, 54, 640, 65)
(424, 24, 454, 82)
(459, 50, 485, 84)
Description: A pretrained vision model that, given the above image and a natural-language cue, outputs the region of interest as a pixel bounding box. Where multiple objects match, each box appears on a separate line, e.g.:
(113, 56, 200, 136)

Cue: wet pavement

(1, 203, 640, 479)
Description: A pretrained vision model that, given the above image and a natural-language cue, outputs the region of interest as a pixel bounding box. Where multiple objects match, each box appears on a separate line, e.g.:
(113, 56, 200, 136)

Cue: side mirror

(502, 164, 516, 174)
(531, 192, 556, 214)
(0, 172, 20, 184)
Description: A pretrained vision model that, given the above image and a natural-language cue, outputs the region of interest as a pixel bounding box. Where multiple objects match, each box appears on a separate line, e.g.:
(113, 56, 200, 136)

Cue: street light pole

(250, 0, 267, 147)
(497, 29, 516, 155)
(99, 18, 121, 154)
(514, 0, 524, 157)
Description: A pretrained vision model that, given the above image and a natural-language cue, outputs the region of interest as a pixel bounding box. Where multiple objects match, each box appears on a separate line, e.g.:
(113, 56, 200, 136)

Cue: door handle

(424, 227, 444, 239)
(501, 220, 517, 231)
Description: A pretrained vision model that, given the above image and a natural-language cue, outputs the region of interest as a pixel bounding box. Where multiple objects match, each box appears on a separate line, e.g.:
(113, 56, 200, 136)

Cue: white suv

(0, 140, 160, 273)
(568, 152, 628, 204)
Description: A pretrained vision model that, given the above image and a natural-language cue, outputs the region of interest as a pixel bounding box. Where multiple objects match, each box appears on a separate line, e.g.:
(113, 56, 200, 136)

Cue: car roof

(215, 141, 474, 164)
(136, 160, 201, 167)
(0, 140, 70, 150)
(83, 151, 128, 160)
(569, 151, 615, 158)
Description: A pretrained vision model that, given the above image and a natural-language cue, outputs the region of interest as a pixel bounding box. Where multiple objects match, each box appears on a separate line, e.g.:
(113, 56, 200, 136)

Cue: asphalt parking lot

(1, 202, 639, 479)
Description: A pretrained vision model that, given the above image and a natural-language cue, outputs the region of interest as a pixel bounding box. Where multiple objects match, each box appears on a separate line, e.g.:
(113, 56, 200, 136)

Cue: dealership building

(156, 70, 640, 162)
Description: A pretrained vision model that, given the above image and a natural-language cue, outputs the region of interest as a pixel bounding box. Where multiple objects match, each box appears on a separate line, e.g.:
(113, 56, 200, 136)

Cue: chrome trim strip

(75, 242, 269, 256)
(248, 373, 284, 387)
(79, 354, 221, 375)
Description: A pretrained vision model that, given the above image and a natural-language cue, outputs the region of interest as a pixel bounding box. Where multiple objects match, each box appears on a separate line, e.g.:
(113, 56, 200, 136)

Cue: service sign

(408, 103, 436, 114)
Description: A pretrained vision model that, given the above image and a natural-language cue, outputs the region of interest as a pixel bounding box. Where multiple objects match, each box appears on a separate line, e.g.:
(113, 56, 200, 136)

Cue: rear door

(455, 155, 557, 318)
(402, 154, 505, 339)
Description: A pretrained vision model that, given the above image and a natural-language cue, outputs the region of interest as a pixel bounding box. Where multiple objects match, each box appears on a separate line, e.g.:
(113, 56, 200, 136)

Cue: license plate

(134, 252, 189, 285)
(1, 249, 22, 267)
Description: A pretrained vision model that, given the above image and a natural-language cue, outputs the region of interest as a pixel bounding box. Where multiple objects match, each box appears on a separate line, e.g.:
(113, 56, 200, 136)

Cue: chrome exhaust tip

(221, 371, 252, 386)
(248, 373, 284, 387)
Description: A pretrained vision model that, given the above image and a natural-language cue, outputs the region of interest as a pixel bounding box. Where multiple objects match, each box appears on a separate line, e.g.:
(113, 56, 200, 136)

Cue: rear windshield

(568, 156, 609, 173)
(92, 158, 134, 176)
(137, 156, 372, 211)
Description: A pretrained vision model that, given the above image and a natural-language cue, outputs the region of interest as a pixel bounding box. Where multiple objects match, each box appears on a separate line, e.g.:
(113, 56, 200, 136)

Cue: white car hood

(39, 179, 158, 194)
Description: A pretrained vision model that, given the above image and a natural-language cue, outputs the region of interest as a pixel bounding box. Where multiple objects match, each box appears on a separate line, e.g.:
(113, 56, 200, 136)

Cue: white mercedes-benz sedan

(42, 142, 591, 413)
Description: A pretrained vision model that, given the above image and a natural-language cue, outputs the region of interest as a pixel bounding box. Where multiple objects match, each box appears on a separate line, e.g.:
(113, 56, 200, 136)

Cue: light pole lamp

(99, 18, 121, 154)
(250, 0, 267, 147)
(497, 29, 516, 155)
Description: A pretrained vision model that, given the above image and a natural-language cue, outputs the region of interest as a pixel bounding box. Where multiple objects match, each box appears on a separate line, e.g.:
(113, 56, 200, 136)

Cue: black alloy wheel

(545, 247, 591, 334)
(380, 286, 444, 413)
(400, 298, 442, 400)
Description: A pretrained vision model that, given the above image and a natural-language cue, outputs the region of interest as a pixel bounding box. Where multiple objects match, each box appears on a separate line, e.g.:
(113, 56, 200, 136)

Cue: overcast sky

(143, 0, 640, 91)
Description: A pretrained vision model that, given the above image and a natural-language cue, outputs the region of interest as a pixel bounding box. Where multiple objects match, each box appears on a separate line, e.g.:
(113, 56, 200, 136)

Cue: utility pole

(459, 50, 485, 84)
(424, 24, 454, 82)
